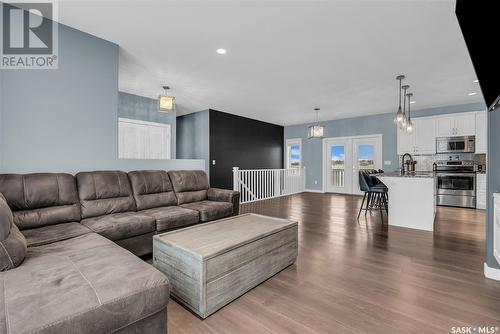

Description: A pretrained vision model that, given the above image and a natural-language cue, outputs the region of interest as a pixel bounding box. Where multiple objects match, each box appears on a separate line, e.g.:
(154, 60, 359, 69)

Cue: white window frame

(118, 118, 171, 160)
(285, 138, 302, 169)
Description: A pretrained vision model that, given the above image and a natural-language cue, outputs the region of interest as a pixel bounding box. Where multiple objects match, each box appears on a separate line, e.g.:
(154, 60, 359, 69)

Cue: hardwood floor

(168, 192, 500, 334)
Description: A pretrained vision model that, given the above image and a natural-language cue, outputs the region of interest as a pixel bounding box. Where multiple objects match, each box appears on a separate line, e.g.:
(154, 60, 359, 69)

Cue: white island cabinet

(377, 173, 436, 232)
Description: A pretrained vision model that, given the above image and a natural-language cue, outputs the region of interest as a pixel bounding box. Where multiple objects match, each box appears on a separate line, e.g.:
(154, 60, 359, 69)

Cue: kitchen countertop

(377, 171, 436, 178)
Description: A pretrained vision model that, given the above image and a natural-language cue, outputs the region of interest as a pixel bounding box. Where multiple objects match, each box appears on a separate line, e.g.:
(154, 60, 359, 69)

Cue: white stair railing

(233, 167, 306, 204)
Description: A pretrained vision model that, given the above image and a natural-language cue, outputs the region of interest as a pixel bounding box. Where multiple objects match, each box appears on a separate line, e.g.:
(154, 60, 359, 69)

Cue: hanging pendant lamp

(400, 85, 410, 129)
(406, 93, 414, 133)
(158, 86, 175, 112)
(307, 108, 325, 139)
(394, 75, 405, 125)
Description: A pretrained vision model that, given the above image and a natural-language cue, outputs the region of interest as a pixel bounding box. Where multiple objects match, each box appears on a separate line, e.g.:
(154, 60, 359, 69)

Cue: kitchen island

(377, 172, 436, 231)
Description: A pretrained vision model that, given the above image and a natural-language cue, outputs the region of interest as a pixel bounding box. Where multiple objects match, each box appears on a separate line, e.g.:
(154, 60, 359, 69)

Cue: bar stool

(357, 170, 388, 223)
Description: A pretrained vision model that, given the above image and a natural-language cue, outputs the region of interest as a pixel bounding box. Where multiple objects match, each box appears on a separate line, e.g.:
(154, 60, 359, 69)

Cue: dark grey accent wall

(118, 91, 177, 158)
(487, 110, 500, 269)
(176, 110, 210, 172)
(209, 109, 284, 189)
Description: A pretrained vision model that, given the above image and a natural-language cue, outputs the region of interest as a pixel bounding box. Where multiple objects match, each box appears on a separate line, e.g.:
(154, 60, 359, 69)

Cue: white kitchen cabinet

(475, 111, 487, 154)
(436, 113, 475, 137)
(413, 118, 436, 154)
(494, 194, 500, 264)
(397, 127, 414, 155)
(455, 113, 476, 136)
(436, 116, 456, 137)
(476, 173, 487, 209)
(397, 117, 436, 155)
(397, 111, 483, 156)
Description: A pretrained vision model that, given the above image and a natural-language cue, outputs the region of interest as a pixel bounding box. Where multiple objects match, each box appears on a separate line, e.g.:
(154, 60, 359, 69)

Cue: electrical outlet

(314, 180, 318, 185)
(384, 161, 391, 166)
(212, 160, 216, 165)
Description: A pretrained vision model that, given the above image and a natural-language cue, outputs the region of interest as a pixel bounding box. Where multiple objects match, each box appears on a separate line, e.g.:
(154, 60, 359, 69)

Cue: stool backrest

(358, 171, 371, 192)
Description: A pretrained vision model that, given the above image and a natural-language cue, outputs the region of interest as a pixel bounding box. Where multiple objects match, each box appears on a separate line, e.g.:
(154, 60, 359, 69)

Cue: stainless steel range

(435, 160, 476, 209)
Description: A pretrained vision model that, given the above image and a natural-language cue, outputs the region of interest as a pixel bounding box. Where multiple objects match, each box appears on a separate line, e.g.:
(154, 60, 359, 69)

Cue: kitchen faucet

(401, 153, 414, 175)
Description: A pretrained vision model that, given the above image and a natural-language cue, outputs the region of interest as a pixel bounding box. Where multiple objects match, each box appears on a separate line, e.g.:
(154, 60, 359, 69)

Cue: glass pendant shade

(158, 86, 175, 112)
(394, 75, 405, 125)
(406, 120, 414, 133)
(400, 84, 410, 130)
(308, 108, 324, 139)
(159, 95, 175, 111)
(394, 106, 404, 124)
(405, 92, 414, 133)
(308, 124, 325, 138)
(400, 116, 408, 129)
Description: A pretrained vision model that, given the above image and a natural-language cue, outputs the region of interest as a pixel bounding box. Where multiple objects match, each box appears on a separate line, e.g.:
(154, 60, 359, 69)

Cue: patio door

(324, 135, 382, 195)
(325, 138, 353, 194)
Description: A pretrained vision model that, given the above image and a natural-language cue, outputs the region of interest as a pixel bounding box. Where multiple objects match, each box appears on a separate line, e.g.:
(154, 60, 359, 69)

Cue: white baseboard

(484, 262, 500, 281)
(305, 189, 325, 193)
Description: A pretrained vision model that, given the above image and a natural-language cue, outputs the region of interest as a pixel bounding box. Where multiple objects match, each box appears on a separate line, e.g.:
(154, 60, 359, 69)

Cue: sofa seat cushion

(81, 212, 155, 241)
(141, 206, 199, 232)
(0, 233, 170, 334)
(22, 222, 92, 247)
(180, 200, 233, 222)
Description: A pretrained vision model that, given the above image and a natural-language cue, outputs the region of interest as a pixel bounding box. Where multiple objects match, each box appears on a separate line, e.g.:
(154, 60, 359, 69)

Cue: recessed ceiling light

(410, 101, 416, 104)
(216, 48, 227, 55)
(468, 92, 477, 96)
(473, 79, 479, 83)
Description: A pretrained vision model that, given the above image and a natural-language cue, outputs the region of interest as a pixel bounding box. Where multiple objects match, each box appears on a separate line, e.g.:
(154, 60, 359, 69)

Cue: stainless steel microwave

(436, 136, 475, 154)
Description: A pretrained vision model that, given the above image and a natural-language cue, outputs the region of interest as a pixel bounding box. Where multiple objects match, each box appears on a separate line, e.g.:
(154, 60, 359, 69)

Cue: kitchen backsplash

(399, 153, 486, 172)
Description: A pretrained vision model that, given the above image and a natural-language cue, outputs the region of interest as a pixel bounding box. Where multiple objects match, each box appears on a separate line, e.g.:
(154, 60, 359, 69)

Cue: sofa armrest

(207, 188, 240, 216)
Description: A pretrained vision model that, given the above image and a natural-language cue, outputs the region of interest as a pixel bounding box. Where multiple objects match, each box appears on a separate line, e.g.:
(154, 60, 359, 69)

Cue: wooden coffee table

(153, 213, 298, 318)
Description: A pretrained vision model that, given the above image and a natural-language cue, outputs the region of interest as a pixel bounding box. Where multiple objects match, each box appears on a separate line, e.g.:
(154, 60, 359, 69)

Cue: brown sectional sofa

(0, 170, 240, 334)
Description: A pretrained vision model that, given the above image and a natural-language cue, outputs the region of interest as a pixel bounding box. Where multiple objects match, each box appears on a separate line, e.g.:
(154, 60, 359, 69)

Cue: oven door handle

(436, 173, 476, 177)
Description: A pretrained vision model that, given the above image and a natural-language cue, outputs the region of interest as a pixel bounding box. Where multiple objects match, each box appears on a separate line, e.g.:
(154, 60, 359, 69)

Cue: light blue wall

(0, 70, 3, 170)
(118, 91, 177, 158)
(0, 21, 204, 174)
(285, 102, 486, 190)
(487, 109, 500, 269)
(176, 110, 210, 172)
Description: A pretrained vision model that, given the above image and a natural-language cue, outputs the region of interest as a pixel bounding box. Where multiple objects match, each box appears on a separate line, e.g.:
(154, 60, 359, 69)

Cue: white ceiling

(57, 0, 483, 126)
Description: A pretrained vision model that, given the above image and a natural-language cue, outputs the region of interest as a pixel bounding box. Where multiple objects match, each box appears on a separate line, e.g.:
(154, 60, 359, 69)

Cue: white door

(324, 135, 382, 195)
(147, 125, 171, 159)
(325, 138, 352, 194)
(119, 121, 147, 159)
(118, 118, 171, 159)
(454, 113, 476, 136)
(352, 137, 382, 195)
(413, 118, 436, 154)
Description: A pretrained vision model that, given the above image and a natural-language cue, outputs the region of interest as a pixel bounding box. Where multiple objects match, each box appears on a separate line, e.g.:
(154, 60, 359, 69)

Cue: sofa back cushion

(128, 170, 177, 210)
(168, 170, 209, 205)
(76, 171, 136, 219)
(0, 193, 27, 271)
(0, 173, 80, 229)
